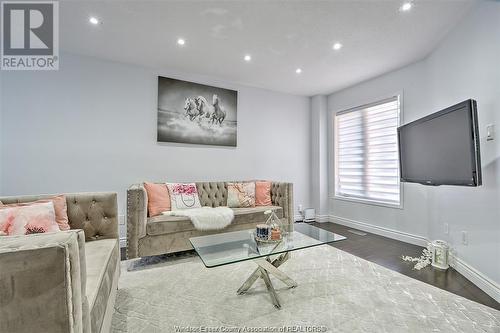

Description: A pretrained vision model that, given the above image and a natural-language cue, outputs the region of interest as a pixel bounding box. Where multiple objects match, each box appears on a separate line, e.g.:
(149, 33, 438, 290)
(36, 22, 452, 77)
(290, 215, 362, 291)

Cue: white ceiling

(60, 0, 477, 96)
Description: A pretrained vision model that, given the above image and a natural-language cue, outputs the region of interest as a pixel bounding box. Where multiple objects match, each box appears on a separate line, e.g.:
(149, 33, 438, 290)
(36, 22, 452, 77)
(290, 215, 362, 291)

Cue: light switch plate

(486, 124, 494, 141)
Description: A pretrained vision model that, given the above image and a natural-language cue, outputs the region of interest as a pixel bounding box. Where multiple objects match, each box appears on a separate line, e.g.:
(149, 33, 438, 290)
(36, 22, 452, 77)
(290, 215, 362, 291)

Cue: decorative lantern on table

(431, 240, 449, 270)
(265, 209, 284, 240)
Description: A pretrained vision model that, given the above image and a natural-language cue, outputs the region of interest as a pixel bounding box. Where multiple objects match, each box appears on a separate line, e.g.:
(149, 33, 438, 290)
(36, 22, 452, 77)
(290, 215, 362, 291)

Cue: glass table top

(189, 223, 347, 268)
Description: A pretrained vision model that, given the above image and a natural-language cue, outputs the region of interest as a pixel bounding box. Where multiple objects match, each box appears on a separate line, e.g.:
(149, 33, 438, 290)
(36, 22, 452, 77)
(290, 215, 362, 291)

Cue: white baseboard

(294, 214, 329, 222)
(328, 214, 500, 303)
(329, 215, 428, 247)
(450, 254, 500, 303)
(315, 215, 330, 223)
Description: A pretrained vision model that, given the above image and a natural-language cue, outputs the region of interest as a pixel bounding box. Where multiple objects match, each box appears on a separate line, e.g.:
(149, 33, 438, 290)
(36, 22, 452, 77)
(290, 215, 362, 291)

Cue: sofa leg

(126, 258, 142, 272)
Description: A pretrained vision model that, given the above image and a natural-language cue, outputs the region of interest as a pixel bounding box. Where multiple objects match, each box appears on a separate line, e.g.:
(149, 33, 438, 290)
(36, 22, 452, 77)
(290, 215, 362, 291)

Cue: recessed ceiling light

(177, 38, 186, 46)
(244, 55, 251, 62)
(400, 2, 413, 12)
(333, 42, 343, 51)
(89, 17, 99, 25)
(295, 68, 302, 74)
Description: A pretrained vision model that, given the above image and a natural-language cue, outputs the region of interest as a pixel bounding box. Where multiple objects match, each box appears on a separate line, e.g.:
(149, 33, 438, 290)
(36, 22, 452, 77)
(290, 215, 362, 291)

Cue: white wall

(0, 53, 312, 239)
(327, 1, 500, 292)
(310, 95, 329, 218)
(328, 61, 431, 239)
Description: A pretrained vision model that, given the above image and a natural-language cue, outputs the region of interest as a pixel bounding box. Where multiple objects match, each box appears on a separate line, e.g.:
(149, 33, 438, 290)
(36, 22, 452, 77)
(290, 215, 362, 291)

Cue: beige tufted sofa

(0, 192, 119, 333)
(127, 181, 293, 259)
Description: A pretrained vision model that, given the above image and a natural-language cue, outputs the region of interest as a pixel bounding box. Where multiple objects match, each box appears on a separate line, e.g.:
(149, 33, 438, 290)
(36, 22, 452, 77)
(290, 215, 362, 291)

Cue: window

(334, 96, 401, 206)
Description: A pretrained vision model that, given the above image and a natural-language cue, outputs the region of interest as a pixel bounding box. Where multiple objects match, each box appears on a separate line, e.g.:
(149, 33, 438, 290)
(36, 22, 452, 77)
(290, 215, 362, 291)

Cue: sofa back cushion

(143, 181, 284, 211)
(196, 182, 227, 207)
(0, 193, 118, 241)
(65, 193, 118, 241)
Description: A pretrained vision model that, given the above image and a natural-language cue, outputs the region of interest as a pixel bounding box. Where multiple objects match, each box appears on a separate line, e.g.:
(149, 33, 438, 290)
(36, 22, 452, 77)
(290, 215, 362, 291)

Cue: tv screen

(398, 99, 481, 186)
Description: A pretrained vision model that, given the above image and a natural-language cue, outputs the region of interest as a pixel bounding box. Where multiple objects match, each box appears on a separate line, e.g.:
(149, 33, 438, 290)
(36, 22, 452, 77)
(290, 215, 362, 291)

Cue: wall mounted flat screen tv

(398, 99, 481, 186)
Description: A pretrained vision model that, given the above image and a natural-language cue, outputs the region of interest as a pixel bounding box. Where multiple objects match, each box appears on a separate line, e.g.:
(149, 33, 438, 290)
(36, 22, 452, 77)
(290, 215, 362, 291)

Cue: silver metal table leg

(259, 267, 281, 309)
(237, 267, 261, 294)
(236, 251, 297, 308)
(256, 259, 298, 288)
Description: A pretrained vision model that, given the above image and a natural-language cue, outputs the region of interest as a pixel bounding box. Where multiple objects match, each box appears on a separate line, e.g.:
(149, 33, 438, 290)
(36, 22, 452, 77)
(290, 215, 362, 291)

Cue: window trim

(332, 94, 404, 210)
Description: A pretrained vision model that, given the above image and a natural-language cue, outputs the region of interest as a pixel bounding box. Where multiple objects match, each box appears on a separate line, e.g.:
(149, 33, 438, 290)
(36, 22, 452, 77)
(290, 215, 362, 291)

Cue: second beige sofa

(0, 192, 119, 333)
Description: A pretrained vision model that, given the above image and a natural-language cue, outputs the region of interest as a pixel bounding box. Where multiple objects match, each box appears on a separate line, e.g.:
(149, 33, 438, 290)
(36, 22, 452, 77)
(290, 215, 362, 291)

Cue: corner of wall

(310, 95, 329, 217)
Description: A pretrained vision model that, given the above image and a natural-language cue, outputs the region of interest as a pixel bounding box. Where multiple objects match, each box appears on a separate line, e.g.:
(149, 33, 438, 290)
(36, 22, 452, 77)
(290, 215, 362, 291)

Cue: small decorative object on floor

(402, 240, 450, 271)
(431, 240, 449, 270)
(401, 243, 433, 270)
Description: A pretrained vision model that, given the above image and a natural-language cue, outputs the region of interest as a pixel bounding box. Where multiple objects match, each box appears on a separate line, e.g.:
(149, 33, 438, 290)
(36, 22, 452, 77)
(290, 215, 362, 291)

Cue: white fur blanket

(162, 207, 234, 230)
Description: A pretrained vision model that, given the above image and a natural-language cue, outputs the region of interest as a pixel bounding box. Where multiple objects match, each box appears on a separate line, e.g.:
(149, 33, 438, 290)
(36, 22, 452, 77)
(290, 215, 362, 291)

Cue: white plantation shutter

(334, 96, 401, 206)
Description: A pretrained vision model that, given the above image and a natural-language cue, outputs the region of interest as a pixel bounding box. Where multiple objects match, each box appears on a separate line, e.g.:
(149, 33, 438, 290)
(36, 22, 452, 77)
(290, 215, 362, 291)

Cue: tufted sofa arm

(127, 184, 148, 259)
(0, 230, 88, 333)
(65, 192, 118, 241)
(270, 182, 294, 230)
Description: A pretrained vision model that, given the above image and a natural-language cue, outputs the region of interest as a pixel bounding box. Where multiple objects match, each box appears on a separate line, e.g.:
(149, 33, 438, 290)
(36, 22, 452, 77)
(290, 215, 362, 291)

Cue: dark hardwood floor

(312, 221, 500, 311)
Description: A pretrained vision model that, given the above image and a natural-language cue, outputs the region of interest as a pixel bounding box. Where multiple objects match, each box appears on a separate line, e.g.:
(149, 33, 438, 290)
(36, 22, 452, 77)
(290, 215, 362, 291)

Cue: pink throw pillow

(166, 183, 202, 210)
(227, 182, 256, 208)
(0, 195, 70, 231)
(0, 202, 60, 236)
(144, 182, 171, 216)
(255, 181, 272, 206)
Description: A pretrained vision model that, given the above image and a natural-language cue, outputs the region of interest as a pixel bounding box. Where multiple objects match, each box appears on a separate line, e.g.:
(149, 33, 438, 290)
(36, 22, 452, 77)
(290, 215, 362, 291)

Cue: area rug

(111, 246, 500, 333)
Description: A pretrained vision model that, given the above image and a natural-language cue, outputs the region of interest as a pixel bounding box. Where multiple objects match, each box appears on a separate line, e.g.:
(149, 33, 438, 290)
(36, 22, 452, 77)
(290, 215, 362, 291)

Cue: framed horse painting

(157, 76, 238, 147)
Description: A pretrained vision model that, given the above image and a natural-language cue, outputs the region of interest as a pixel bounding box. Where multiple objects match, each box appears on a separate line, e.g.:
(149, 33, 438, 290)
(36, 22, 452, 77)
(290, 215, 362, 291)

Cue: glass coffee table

(189, 223, 346, 309)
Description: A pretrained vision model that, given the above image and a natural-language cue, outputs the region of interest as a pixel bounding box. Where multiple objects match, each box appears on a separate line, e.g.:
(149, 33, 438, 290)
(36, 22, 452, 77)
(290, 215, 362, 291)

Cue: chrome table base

(237, 252, 297, 309)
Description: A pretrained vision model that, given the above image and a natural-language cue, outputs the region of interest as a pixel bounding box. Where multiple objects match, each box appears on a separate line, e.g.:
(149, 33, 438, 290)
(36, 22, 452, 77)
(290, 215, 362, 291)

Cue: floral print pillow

(227, 182, 256, 208)
(0, 202, 60, 236)
(166, 183, 202, 210)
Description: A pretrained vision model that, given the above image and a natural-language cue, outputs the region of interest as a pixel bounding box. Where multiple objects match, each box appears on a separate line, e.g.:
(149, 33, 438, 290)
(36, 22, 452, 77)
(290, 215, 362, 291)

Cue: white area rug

(112, 246, 500, 333)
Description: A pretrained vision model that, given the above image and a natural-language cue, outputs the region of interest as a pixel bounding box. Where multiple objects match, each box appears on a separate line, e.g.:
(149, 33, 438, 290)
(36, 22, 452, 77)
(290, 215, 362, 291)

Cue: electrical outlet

(298, 204, 303, 213)
(462, 231, 468, 245)
(444, 223, 449, 235)
(119, 215, 125, 225)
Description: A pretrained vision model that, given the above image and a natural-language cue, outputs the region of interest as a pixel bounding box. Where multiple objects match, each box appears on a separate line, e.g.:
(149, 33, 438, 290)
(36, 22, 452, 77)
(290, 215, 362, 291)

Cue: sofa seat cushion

(84, 239, 119, 333)
(146, 206, 283, 236)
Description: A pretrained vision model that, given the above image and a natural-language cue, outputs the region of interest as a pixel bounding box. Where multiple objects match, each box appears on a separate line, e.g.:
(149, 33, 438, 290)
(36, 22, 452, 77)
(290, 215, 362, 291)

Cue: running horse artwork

(184, 97, 201, 121)
(211, 94, 226, 125)
(194, 96, 213, 120)
(190, 94, 226, 126)
(157, 76, 238, 147)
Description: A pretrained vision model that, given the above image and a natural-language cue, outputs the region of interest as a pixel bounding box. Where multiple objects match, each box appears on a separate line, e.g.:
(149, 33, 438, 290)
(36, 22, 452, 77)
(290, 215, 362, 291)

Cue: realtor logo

(1, 1, 59, 70)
